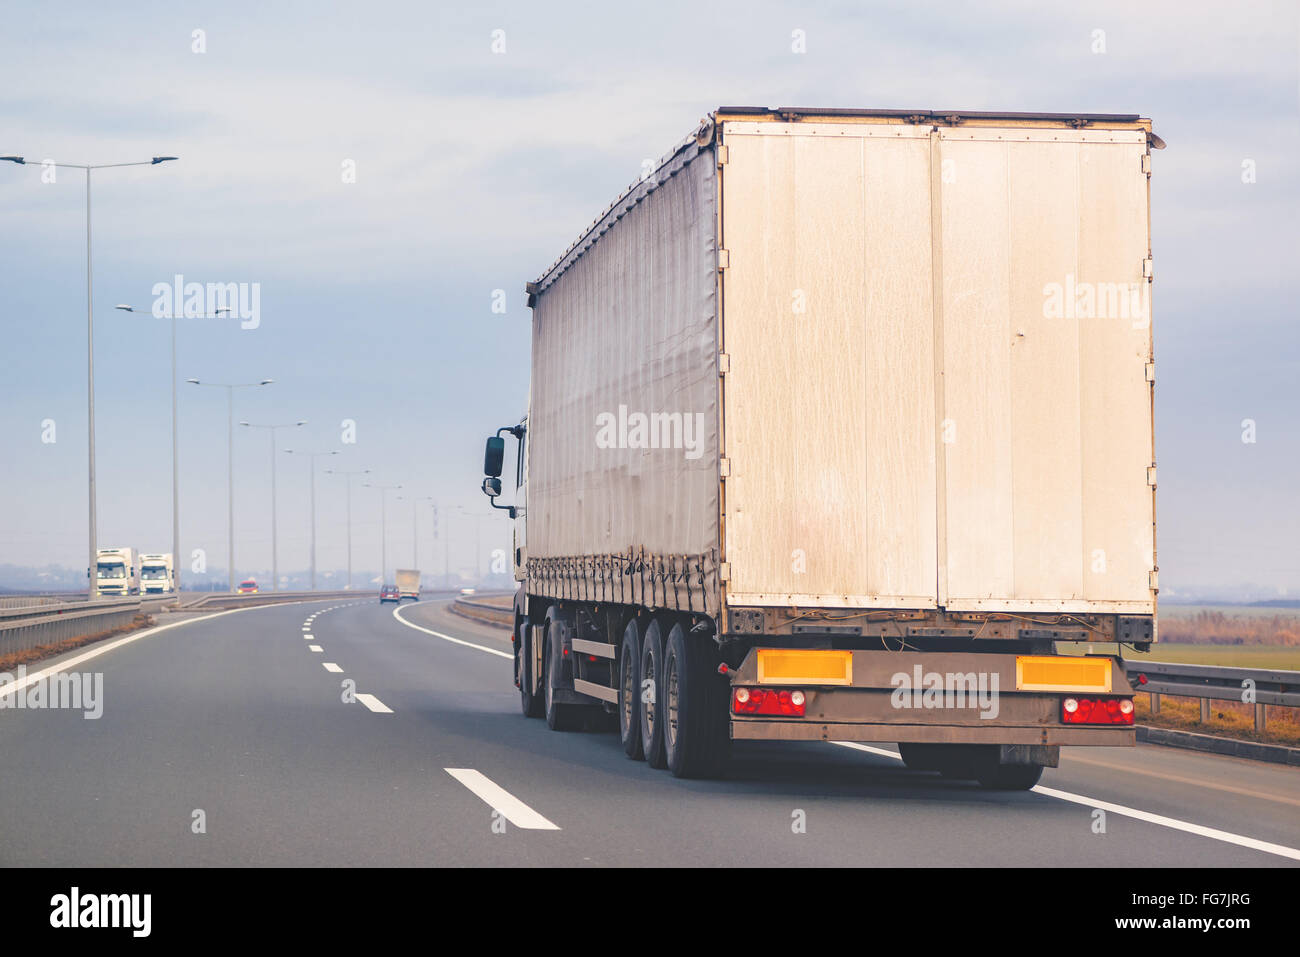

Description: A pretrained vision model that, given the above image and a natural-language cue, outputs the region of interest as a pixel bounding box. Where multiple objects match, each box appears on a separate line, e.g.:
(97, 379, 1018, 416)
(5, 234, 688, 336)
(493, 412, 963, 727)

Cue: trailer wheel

(618, 617, 645, 759)
(976, 762, 1045, 791)
(543, 616, 583, 732)
(517, 622, 543, 719)
(897, 743, 945, 772)
(639, 618, 667, 768)
(663, 622, 728, 779)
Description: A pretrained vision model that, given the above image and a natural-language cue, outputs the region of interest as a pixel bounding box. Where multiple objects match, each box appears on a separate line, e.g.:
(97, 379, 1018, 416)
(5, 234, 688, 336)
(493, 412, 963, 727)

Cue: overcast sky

(0, 0, 1296, 594)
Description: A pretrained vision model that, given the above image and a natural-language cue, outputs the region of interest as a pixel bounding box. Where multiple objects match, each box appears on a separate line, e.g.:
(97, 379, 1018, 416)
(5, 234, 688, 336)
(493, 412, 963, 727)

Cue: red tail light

(733, 687, 806, 716)
(1062, 696, 1134, 725)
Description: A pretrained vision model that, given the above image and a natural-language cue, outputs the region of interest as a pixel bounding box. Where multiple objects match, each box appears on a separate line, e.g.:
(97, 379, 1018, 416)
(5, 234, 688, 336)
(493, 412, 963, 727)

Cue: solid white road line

(830, 741, 901, 761)
(308, 645, 322, 652)
(355, 693, 392, 713)
(444, 768, 560, 830)
(1032, 785, 1300, 862)
(391, 604, 512, 659)
(0, 597, 339, 701)
(0, 613, 229, 700)
(829, 741, 1300, 862)
(323, 663, 343, 673)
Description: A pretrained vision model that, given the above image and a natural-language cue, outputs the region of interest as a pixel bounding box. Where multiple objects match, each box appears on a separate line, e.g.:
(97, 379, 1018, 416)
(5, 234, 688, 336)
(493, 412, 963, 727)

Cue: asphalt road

(1, 596, 1296, 867)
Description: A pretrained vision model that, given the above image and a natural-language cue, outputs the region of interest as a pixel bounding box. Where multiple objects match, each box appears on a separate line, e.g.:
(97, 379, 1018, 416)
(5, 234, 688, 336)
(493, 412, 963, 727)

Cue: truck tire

(976, 762, 1045, 791)
(639, 618, 667, 768)
(662, 622, 729, 779)
(897, 743, 945, 772)
(543, 615, 583, 732)
(618, 617, 645, 759)
(517, 622, 543, 719)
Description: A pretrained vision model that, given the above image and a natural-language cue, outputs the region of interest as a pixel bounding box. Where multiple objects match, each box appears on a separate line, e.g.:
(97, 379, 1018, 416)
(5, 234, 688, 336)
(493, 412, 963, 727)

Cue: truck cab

(139, 553, 175, 595)
(96, 547, 138, 596)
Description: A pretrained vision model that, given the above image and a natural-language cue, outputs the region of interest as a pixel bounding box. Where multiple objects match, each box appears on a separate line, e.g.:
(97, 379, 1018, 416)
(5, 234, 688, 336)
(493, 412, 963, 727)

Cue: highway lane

(0, 596, 1296, 867)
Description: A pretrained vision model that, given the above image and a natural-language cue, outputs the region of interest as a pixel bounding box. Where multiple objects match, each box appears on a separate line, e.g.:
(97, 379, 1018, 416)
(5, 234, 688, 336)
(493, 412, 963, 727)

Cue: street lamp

(3, 154, 178, 594)
(285, 448, 339, 590)
(325, 467, 371, 589)
(240, 419, 306, 591)
(456, 506, 484, 584)
(363, 482, 402, 585)
(186, 377, 273, 591)
(116, 302, 230, 595)
(397, 495, 435, 586)
(431, 502, 447, 588)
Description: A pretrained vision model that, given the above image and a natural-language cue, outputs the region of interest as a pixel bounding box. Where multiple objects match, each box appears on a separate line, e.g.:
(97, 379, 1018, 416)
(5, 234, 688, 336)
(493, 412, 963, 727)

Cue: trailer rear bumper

(727, 647, 1136, 748)
(730, 720, 1134, 747)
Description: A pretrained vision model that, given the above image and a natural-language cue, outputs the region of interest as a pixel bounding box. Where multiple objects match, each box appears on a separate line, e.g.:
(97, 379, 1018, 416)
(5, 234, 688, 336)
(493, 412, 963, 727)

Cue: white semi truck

(95, 547, 139, 597)
(139, 553, 176, 595)
(482, 107, 1162, 788)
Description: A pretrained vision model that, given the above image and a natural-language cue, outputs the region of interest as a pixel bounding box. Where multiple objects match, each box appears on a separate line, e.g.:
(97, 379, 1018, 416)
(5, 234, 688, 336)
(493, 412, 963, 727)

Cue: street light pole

(430, 502, 444, 586)
(287, 449, 339, 590)
(187, 377, 273, 591)
(456, 506, 484, 584)
(326, 468, 371, 589)
(364, 482, 402, 585)
(86, 168, 94, 596)
(3, 154, 178, 595)
(116, 303, 230, 596)
(397, 495, 434, 587)
(241, 419, 305, 591)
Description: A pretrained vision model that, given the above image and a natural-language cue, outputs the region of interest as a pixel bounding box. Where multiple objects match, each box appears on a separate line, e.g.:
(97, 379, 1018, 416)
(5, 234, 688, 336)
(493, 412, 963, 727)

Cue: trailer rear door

(719, 120, 1155, 615)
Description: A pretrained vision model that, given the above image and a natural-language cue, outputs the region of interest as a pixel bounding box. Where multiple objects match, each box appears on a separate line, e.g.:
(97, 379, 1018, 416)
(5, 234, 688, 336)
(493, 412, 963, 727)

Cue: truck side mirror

(482, 476, 502, 498)
(484, 436, 505, 477)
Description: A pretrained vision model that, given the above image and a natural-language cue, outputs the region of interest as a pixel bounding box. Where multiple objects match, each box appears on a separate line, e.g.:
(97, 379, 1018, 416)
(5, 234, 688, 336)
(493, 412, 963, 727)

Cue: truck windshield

(97, 563, 126, 579)
(141, 567, 167, 579)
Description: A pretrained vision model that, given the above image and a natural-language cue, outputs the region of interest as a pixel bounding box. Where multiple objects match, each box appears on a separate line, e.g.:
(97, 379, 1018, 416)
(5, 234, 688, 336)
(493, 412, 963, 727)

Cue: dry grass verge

(1135, 694, 1300, 748)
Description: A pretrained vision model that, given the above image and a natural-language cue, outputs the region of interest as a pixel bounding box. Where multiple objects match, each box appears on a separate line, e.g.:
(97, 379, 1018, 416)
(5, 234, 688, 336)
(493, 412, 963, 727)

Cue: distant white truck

(139, 553, 175, 595)
(395, 569, 421, 602)
(96, 547, 138, 597)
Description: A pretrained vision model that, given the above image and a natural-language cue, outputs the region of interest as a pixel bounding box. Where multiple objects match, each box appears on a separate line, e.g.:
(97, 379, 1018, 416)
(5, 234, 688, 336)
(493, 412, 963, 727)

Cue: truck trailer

(395, 568, 421, 602)
(481, 107, 1161, 788)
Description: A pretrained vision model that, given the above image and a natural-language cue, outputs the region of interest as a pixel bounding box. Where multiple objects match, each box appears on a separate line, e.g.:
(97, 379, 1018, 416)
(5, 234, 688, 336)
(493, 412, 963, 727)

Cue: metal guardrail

(182, 589, 366, 610)
(0, 595, 70, 609)
(0, 595, 143, 623)
(450, 596, 514, 626)
(0, 600, 144, 659)
(1125, 659, 1300, 732)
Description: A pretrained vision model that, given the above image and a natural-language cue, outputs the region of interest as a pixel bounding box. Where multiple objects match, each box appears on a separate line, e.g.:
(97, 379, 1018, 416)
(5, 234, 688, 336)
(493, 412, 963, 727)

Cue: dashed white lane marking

(391, 604, 512, 659)
(355, 693, 392, 713)
(303, 633, 314, 640)
(308, 645, 323, 652)
(829, 741, 1300, 862)
(323, 662, 343, 673)
(445, 768, 560, 830)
